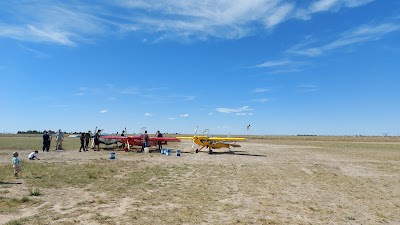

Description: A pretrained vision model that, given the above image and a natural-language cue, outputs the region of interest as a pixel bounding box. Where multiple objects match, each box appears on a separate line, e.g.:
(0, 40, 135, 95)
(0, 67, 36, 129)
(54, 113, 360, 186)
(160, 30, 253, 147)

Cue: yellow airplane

(176, 126, 246, 154)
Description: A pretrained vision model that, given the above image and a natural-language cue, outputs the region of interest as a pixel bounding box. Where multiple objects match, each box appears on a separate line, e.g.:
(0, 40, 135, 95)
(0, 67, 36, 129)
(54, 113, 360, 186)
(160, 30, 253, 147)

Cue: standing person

(94, 129, 101, 151)
(55, 129, 64, 150)
(48, 130, 52, 150)
(42, 131, 50, 152)
(141, 131, 149, 152)
(84, 131, 91, 151)
(28, 150, 40, 160)
(154, 130, 163, 150)
(79, 132, 86, 152)
(120, 129, 125, 149)
(12, 152, 21, 177)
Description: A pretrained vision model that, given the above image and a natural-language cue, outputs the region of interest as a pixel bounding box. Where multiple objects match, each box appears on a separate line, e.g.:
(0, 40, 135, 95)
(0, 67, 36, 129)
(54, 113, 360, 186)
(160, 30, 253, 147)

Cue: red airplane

(101, 135, 180, 151)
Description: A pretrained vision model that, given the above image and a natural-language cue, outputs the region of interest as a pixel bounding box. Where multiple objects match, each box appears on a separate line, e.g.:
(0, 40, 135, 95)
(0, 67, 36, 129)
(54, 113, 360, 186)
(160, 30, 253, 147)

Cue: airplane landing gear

(195, 149, 199, 153)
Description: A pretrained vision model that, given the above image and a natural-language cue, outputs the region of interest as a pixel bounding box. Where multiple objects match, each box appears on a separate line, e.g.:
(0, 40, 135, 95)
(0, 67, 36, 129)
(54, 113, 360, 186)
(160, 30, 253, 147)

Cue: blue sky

(1, 0, 400, 136)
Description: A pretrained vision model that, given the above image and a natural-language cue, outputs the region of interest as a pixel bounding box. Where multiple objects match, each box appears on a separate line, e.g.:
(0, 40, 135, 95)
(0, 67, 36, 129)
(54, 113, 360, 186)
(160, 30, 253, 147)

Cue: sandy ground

(1, 140, 399, 224)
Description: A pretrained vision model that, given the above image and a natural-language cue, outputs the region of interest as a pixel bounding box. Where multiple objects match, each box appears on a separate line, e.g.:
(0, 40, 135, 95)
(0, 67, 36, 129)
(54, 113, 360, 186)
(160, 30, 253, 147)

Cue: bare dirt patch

(1, 138, 399, 224)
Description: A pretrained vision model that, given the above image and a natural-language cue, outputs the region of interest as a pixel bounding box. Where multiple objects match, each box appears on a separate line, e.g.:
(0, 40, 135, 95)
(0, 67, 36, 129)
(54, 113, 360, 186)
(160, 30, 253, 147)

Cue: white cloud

(0, 1, 377, 45)
(169, 117, 176, 120)
(264, 3, 294, 27)
(236, 112, 254, 116)
(208, 113, 213, 115)
(100, 109, 108, 113)
(256, 59, 292, 68)
(144, 113, 153, 116)
(180, 114, 189, 117)
(216, 106, 253, 113)
(289, 23, 400, 57)
(309, 0, 374, 13)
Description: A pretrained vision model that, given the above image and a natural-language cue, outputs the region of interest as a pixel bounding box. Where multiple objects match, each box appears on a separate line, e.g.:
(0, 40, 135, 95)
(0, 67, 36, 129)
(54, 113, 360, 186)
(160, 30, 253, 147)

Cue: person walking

(42, 131, 50, 152)
(55, 129, 64, 150)
(85, 131, 91, 151)
(12, 152, 21, 177)
(79, 132, 86, 152)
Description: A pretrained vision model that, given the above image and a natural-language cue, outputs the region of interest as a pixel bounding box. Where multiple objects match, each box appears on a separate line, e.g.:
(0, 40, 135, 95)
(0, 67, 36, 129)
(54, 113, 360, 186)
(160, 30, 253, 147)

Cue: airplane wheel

(195, 149, 199, 153)
(208, 150, 213, 154)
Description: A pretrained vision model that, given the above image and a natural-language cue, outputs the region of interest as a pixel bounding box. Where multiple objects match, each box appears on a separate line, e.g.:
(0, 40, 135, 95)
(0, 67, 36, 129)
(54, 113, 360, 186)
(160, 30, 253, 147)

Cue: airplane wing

(207, 137, 246, 141)
(100, 135, 127, 142)
(151, 137, 180, 142)
(175, 136, 194, 140)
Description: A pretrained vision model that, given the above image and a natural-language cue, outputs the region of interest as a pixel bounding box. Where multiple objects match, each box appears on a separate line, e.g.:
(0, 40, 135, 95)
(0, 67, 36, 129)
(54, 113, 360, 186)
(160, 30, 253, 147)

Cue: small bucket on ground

(144, 147, 150, 153)
(176, 149, 181, 156)
(166, 149, 171, 156)
(110, 152, 115, 160)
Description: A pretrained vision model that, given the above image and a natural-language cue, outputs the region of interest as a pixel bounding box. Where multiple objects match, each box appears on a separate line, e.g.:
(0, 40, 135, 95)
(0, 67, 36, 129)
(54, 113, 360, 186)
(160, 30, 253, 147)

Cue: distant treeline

(17, 130, 55, 134)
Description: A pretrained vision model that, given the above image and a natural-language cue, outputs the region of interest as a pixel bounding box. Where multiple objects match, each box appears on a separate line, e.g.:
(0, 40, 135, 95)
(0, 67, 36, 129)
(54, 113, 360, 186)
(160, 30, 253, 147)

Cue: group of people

(79, 131, 92, 152)
(42, 129, 64, 151)
(140, 130, 163, 152)
(12, 129, 165, 177)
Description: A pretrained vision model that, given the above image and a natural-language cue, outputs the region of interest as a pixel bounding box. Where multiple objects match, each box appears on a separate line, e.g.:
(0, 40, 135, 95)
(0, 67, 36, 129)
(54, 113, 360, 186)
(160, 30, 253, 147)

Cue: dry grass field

(0, 135, 399, 225)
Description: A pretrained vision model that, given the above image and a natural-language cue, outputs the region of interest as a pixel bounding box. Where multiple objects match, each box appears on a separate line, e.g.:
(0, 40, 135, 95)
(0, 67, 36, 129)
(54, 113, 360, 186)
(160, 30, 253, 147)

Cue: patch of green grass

(5, 220, 23, 225)
(28, 188, 41, 196)
(0, 196, 40, 213)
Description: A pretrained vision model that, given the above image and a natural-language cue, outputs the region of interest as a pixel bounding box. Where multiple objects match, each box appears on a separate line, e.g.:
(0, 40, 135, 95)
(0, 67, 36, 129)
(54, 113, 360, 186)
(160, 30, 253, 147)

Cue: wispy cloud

(100, 109, 108, 113)
(0, 1, 376, 45)
(289, 23, 400, 57)
(144, 113, 153, 116)
(255, 59, 292, 68)
(216, 106, 253, 113)
(169, 117, 176, 120)
(180, 114, 189, 117)
(309, 0, 374, 13)
(236, 112, 254, 116)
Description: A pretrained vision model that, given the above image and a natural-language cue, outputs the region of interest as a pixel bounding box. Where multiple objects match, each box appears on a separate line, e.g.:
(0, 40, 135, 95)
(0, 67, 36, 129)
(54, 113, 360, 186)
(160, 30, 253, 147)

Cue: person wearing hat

(12, 152, 21, 177)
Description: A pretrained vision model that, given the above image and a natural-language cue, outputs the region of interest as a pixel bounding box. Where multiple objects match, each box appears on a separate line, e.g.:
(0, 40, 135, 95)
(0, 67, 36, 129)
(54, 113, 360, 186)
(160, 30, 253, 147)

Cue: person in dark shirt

(120, 130, 125, 149)
(84, 131, 91, 151)
(94, 130, 101, 151)
(42, 131, 50, 152)
(154, 130, 163, 150)
(79, 132, 86, 152)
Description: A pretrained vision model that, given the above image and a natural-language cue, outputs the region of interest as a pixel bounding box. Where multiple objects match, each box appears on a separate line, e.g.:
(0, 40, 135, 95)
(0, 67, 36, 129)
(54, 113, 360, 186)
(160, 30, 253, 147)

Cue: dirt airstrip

(0, 139, 399, 224)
